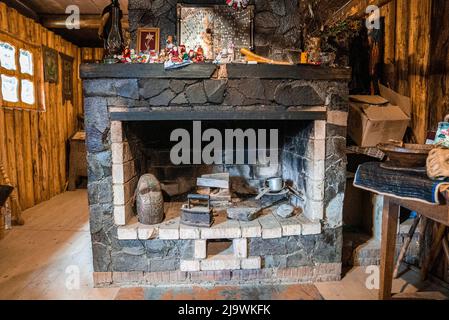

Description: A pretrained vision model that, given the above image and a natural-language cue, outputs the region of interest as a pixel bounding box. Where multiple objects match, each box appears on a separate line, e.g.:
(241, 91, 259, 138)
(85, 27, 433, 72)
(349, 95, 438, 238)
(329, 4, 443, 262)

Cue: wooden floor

(0, 190, 448, 300)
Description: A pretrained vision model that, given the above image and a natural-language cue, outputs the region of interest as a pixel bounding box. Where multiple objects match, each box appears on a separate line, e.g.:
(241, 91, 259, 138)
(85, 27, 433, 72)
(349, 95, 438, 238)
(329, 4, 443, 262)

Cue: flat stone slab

(297, 215, 322, 235)
(239, 220, 262, 238)
(180, 260, 200, 272)
(158, 217, 180, 240)
(137, 224, 157, 240)
(110, 108, 327, 122)
(227, 207, 261, 222)
(226, 64, 352, 80)
(179, 224, 201, 239)
(200, 217, 241, 240)
(274, 215, 302, 237)
(117, 219, 139, 240)
(80, 63, 217, 79)
(200, 254, 241, 271)
(116, 203, 319, 240)
(241, 257, 262, 270)
(258, 214, 282, 239)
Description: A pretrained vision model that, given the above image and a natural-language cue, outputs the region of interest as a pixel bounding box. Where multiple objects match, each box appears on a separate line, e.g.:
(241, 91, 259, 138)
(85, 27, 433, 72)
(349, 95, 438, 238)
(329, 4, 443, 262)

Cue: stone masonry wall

(84, 71, 348, 285)
(128, 0, 353, 60)
(85, 77, 329, 109)
(129, 0, 304, 59)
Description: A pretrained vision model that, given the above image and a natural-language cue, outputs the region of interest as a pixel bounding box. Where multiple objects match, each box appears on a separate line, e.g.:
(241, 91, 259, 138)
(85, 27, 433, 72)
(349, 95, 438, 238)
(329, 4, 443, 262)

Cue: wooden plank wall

(381, 0, 448, 144)
(381, 0, 449, 282)
(428, 0, 449, 131)
(0, 3, 89, 212)
(80, 48, 104, 63)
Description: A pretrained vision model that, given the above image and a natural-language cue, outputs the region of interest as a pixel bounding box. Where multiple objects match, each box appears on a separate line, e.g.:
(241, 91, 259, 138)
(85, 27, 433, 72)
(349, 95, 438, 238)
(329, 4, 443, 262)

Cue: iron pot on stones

(135, 174, 164, 225)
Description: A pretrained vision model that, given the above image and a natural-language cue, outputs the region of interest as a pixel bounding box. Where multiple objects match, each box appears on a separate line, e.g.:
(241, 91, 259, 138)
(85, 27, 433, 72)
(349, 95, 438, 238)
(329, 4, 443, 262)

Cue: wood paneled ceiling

(23, 0, 129, 15)
(4, 0, 129, 47)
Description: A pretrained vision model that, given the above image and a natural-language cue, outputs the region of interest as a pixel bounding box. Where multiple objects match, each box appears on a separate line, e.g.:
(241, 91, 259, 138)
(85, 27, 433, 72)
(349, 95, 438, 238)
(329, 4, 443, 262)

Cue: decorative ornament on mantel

(226, 0, 249, 10)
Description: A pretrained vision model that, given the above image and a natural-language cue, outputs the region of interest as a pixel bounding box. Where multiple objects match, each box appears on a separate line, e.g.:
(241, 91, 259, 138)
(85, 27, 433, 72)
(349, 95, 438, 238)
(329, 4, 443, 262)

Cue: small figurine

(227, 42, 235, 63)
(226, 0, 249, 10)
(179, 45, 189, 61)
(189, 49, 196, 61)
(195, 46, 205, 63)
(159, 49, 167, 62)
(166, 35, 174, 50)
(170, 46, 183, 63)
(123, 46, 131, 60)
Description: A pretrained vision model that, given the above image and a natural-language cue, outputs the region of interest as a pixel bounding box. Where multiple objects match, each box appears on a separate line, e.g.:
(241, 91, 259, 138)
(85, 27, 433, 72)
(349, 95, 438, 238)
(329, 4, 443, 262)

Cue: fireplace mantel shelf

(109, 106, 327, 121)
(80, 63, 351, 81)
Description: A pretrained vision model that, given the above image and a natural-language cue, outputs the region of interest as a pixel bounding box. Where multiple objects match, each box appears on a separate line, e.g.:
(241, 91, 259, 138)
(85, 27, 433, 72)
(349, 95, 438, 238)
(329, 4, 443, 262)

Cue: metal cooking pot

(265, 177, 285, 193)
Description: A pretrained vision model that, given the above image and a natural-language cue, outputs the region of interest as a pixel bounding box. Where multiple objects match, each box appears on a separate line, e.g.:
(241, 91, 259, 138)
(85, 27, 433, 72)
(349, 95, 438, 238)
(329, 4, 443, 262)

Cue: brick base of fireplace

(94, 263, 342, 288)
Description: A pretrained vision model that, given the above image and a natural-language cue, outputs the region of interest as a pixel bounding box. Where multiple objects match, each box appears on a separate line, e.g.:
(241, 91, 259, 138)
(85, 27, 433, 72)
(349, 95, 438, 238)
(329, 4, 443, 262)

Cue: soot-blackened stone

(111, 251, 149, 272)
(87, 178, 113, 205)
(149, 258, 179, 272)
(139, 79, 170, 99)
(170, 80, 187, 94)
(186, 82, 207, 105)
(149, 89, 176, 106)
(87, 151, 112, 182)
(204, 80, 227, 104)
(171, 93, 188, 105)
(92, 242, 111, 272)
(275, 84, 324, 106)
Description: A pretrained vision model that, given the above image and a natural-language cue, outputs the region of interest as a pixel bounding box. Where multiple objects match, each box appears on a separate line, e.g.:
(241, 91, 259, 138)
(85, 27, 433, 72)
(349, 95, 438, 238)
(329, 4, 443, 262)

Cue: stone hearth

(81, 63, 350, 287)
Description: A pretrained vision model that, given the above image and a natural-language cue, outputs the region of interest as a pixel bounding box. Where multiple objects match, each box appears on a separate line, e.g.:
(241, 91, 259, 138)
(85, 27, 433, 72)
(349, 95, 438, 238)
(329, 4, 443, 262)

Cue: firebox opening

(121, 120, 315, 208)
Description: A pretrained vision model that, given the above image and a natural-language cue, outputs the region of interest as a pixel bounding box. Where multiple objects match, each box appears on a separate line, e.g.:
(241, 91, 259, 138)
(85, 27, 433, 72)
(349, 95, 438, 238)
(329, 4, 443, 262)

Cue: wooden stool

(0, 160, 23, 225)
(68, 131, 87, 191)
(380, 196, 449, 299)
(0, 185, 14, 239)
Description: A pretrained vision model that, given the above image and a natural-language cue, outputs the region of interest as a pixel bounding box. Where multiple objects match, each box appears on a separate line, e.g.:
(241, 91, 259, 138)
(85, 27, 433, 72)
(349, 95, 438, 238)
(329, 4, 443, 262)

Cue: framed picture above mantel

(176, 3, 254, 61)
(137, 28, 160, 53)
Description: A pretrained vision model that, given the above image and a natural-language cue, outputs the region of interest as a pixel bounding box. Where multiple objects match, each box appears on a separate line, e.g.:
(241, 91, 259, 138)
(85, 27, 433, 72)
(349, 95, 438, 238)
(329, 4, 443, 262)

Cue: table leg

(379, 197, 399, 300)
(393, 214, 421, 279)
(68, 142, 77, 191)
(421, 223, 447, 280)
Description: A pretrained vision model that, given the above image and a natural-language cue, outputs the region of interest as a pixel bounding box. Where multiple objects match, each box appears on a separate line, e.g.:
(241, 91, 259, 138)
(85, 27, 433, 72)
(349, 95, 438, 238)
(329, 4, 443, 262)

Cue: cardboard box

(348, 87, 411, 147)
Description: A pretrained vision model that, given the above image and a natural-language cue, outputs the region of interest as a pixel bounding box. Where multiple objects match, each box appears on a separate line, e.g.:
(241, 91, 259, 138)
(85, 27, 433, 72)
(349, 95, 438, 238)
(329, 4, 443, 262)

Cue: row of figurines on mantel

(109, 34, 326, 68)
(135, 173, 304, 228)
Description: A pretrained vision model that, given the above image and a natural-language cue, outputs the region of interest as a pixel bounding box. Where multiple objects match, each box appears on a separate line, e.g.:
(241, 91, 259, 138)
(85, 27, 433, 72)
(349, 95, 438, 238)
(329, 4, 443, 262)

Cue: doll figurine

(170, 46, 182, 63)
(196, 46, 205, 63)
(166, 35, 174, 50)
(123, 46, 131, 59)
(179, 45, 188, 61)
(189, 49, 196, 61)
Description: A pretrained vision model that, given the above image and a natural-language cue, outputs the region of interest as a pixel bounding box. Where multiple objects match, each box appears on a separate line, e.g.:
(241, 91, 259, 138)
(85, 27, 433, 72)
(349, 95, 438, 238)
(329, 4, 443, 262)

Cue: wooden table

(68, 131, 87, 191)
(380, 196, 449, 299)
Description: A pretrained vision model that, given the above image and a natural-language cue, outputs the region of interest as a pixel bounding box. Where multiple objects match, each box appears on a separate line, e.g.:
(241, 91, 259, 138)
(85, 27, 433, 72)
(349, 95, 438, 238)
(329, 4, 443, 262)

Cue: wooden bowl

(377, 143, 434, 168)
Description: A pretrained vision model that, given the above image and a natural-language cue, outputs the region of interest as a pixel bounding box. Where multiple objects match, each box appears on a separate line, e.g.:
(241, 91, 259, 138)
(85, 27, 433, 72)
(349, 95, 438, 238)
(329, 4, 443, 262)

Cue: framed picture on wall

(42, 46, 58, 83)
(60, 53, 74, 103)
(137, 28, 160, 53)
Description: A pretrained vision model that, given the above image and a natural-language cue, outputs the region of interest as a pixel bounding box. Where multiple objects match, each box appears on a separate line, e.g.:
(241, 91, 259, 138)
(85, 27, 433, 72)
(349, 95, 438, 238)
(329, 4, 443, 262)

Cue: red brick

(213, 270, 231, 281)
(93, 272, 113, 287)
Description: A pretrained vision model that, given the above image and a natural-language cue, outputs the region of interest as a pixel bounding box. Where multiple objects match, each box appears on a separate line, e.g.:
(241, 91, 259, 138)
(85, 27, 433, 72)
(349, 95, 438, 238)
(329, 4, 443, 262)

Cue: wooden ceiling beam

(325, 0, 395, 27)
(40, 14, 129, 29)
(2, 0, 39, 20)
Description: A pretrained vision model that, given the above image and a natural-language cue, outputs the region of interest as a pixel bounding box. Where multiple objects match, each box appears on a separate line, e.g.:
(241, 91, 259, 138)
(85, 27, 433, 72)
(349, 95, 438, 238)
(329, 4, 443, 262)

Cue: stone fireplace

(81, 63, 350, 287)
